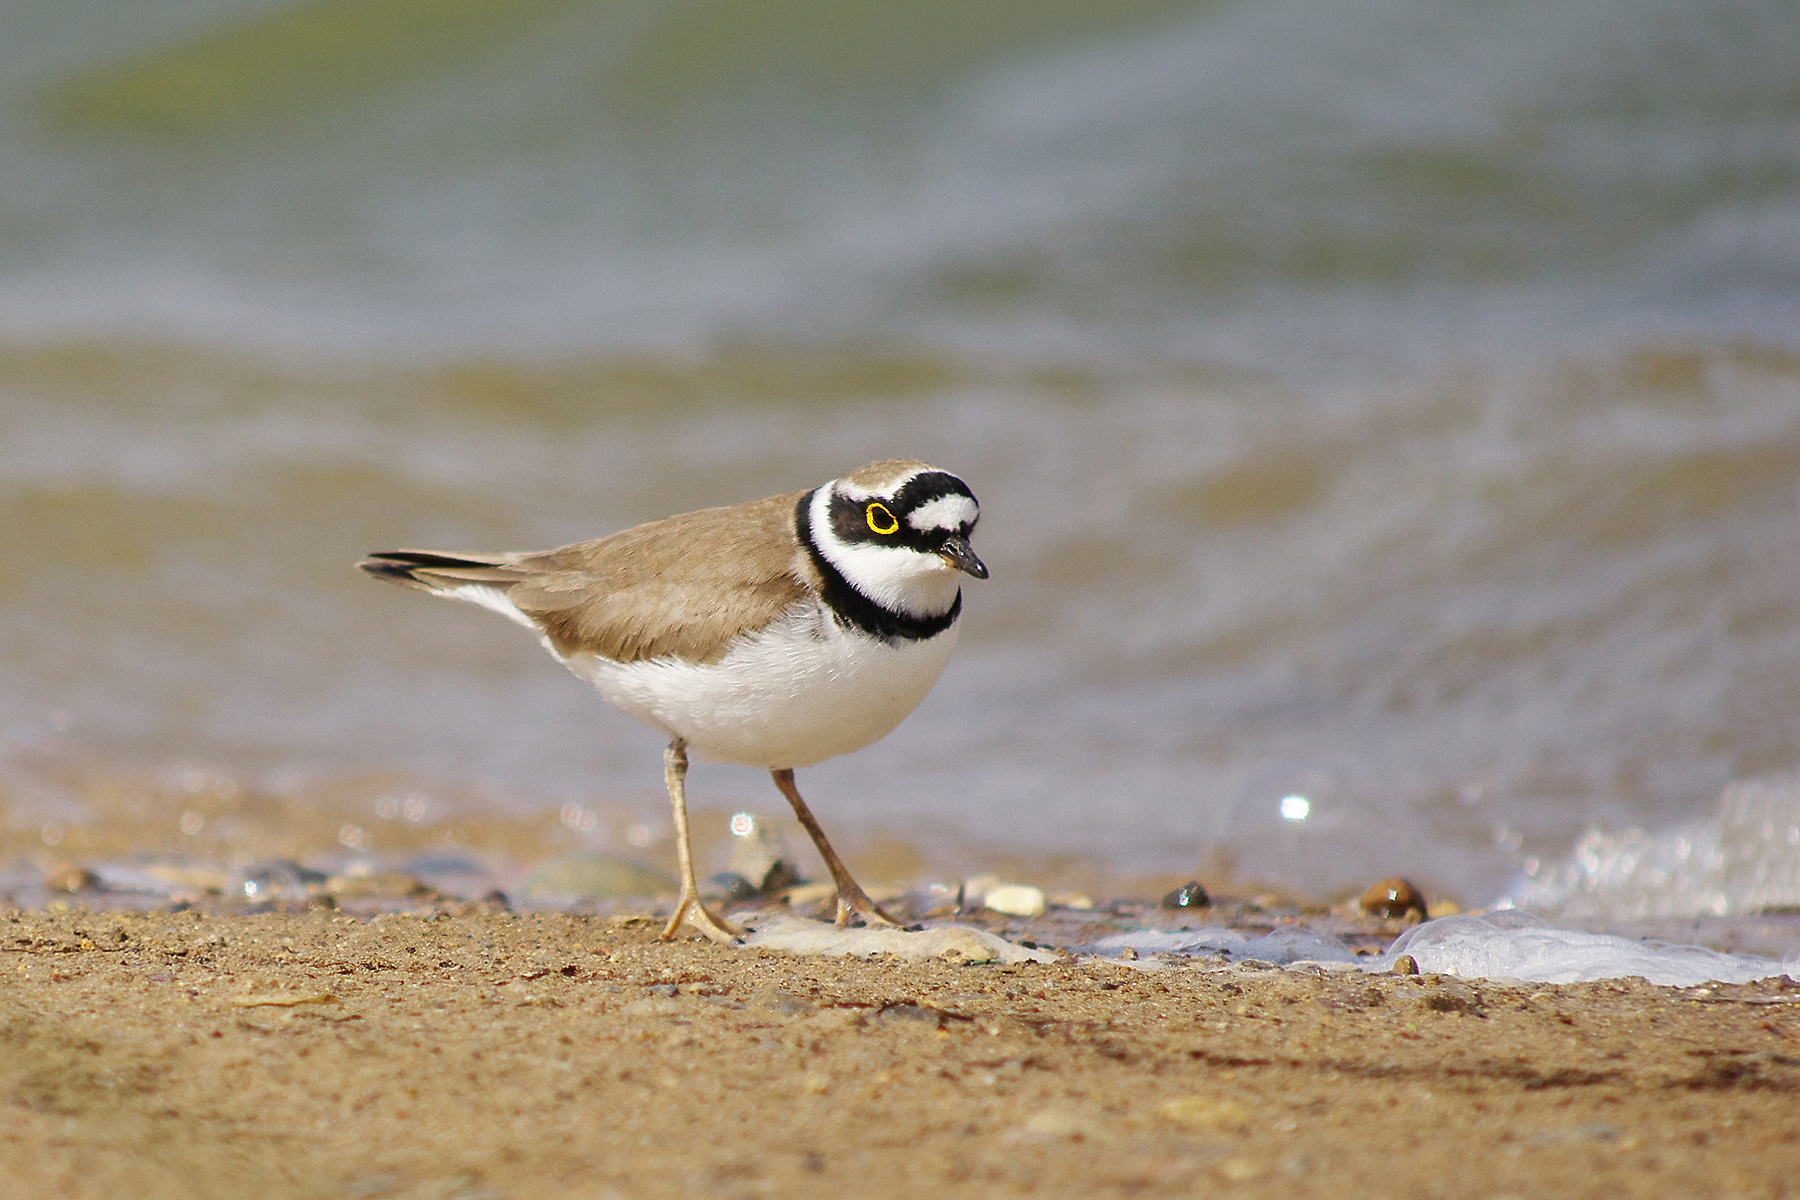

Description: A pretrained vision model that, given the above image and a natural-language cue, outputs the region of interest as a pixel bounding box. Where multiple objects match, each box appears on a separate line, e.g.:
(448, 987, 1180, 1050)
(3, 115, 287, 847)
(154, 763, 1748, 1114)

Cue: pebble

(1359, 877, 1428, 920)
(42, 862, 101, 893)
(1161, 880, 1210, 910)
(983, 884, 1047, 918)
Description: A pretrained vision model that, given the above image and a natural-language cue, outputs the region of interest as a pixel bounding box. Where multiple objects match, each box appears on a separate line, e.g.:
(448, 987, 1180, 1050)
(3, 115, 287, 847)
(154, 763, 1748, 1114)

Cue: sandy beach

(4, 903, 1797, 1200)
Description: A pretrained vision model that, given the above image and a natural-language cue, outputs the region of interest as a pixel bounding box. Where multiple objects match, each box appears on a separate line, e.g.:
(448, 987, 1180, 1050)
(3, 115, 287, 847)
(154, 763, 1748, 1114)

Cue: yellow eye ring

(865, 502, 899, 535)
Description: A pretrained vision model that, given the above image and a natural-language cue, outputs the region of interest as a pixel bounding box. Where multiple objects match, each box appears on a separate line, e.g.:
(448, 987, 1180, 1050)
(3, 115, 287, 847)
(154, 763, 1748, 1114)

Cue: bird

(359, 460, 986, 943)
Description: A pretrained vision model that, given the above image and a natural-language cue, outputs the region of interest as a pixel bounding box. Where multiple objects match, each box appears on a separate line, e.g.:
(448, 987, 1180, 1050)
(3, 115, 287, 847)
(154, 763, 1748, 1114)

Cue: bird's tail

(358, 549, 518, 591)
(358, 550, 548, 632)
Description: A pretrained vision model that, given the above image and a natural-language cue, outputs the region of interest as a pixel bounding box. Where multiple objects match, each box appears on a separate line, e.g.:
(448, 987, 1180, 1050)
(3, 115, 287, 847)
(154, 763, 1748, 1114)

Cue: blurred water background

(3, 0, 1800, 926)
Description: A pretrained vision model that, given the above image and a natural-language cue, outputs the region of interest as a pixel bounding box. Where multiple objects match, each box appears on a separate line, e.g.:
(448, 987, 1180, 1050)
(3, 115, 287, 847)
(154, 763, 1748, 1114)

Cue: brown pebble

(1360, 877, 1428, 920)
(1390, 954, 1420, 975)
(44, 862, 101, 893)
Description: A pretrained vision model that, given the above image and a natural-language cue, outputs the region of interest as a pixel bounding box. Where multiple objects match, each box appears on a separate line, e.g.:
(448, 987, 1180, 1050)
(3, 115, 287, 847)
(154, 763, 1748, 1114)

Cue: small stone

(1160, 1096, 1252, 1132)
(43, 863, 101, 893)
(1360, 877, 1428, 920)
(1390, 954, 1420, 975)
(1161, 880, 1210, 910)
(982, 884, 1047, 918)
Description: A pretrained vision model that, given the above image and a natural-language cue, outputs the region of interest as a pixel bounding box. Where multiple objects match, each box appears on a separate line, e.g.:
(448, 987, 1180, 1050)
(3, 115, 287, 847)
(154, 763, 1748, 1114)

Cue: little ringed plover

(360, 459, 986, 943)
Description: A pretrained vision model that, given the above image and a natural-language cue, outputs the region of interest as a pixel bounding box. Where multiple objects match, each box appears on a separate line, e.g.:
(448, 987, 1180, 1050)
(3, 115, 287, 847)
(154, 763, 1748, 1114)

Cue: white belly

(556, 604, 960, 769)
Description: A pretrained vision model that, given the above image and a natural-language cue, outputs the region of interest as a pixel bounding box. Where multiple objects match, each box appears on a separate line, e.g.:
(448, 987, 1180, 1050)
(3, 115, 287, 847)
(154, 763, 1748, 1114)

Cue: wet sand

(4, 905, 1798, 1200)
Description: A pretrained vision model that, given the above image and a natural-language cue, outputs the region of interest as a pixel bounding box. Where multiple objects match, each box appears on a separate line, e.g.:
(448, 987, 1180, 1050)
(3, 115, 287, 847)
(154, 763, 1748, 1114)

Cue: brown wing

(366, 489, 813, 665)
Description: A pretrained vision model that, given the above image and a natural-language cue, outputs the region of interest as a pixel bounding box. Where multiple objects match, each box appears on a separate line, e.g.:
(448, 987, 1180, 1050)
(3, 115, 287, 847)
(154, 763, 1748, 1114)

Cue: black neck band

(796, 491, 960, 642)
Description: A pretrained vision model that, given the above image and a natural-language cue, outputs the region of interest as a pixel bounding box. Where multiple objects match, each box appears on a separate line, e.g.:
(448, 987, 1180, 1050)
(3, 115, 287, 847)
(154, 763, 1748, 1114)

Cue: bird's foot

(832, 886, 906, 930)
(659, 892, 743, 945)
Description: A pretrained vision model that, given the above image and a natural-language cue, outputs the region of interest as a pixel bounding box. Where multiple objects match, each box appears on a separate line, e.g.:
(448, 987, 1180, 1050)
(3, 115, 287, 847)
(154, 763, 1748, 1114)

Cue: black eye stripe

(832, 501, 969, 545)
(827, 473, 979, 545)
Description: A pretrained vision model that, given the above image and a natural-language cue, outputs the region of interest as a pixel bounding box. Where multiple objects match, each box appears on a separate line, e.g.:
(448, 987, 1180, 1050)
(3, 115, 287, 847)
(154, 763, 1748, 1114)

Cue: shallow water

(3, 0, 1799, 926)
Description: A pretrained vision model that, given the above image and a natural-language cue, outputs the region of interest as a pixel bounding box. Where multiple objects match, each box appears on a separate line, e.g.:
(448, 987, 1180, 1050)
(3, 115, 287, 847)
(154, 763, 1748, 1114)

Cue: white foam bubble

(1093, 913, 1795, 985)
(1366, 912, 1797, 987)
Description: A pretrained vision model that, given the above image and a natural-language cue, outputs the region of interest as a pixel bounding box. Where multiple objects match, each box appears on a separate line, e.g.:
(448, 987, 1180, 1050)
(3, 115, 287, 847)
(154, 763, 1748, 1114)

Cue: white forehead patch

(834, 470, 917, 502)
(907, 494, 977, 533)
